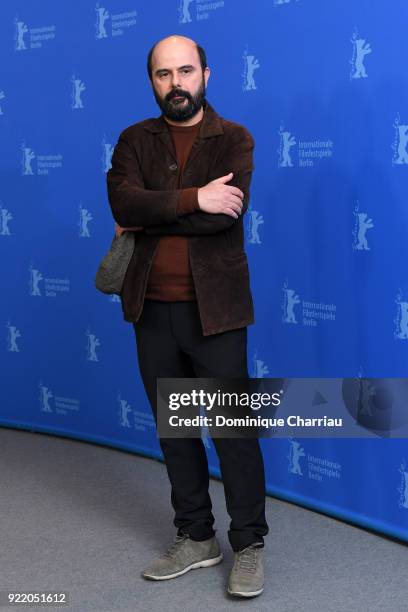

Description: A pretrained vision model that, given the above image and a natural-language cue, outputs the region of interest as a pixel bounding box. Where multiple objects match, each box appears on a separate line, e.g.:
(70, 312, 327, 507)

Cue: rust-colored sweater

(145, 118, 202, 301)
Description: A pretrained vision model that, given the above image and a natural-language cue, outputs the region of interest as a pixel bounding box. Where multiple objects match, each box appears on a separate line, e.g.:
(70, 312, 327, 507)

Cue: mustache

(166, 89, 192, 102)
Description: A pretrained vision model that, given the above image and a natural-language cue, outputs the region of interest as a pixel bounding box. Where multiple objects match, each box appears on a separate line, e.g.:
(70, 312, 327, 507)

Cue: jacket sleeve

(107, 132, 184, 227)
(144, 127, 255, 236)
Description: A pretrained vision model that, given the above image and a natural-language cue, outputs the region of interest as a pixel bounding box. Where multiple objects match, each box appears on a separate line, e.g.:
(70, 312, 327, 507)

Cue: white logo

(179, 0, 194, 22)
(21, 141, 62, 175)
(29, 265, 43, 296)
(86, 329, 100, 362)
(15, 18, 28, 50)
(110, 294, 121, 303)
(251, 350, 269, 378)
(352, 202, 374, 251)
(95, 4, 110, 38)
(288, 439, 305, 475)
(119, 394, 132, 427)
(282, 282, 300, 324)
(102, 138, 114, 172)
(278, 124, 296, 167)
(79, 204, 92, 238)
(392, 114, 408, 165)
(242, 49, 260, 92)
(22, 143, 35, 175)
(0, 204, 12, 235)
(274, 0, 300, 5)
(0, 90, 5, 115)
(14, 17, 56, 51)
(178, 0, 224, 23)
(71, 75, 86, 109)
(394, 291, 408, 340)
(350, 29, 372, 80)
(246, 203, 263, 245)
(398, 460, 408, 509)
(39, 383, 80, 415)
(282, 281, 336, 327)
(95, 4, 137, 37)
(29, 264, 70, 298)
(39, 383, 53, 412)
(7, 322, 21, 352)
(288, 439, 342, 482)
(118, 394, 156, 431)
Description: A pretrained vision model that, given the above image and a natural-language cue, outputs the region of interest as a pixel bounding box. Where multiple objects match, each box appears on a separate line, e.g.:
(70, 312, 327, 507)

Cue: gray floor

(0, 427, 406, 612)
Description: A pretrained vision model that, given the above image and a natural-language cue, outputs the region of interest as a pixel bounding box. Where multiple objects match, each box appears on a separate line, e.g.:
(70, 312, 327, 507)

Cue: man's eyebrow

(154, 64, 196, 75)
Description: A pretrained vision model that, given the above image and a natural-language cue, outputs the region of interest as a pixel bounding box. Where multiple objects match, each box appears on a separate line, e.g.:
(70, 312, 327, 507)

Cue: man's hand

(197, 172, 244, 219)
(115, 223, 144, 237)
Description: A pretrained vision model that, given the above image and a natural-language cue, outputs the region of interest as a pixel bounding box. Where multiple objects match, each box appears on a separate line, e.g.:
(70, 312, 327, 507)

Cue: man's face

(150, 38, 210, 122)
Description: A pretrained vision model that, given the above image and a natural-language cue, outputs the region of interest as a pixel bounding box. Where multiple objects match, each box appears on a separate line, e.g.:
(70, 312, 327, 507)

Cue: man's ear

(204, 66, 211, 87)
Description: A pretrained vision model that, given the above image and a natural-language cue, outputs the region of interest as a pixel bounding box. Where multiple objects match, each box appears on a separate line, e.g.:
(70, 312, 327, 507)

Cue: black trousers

(133, 299, 269, 552)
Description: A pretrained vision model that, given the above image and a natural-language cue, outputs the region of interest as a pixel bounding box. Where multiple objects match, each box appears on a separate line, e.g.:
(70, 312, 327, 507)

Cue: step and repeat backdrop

(1, 1, 407, 542)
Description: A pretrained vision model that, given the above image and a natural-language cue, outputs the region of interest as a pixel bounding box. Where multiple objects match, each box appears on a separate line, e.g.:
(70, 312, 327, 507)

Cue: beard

(153, 77, 206, 122)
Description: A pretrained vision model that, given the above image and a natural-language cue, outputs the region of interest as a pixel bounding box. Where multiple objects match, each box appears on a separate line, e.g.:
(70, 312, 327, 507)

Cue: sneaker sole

(142, 553, 223, 581)
(227, 586, 264, 598)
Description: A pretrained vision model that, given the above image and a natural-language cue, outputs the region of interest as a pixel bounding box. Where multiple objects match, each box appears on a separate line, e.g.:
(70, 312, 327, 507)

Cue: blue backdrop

(1, 0, 407, 543)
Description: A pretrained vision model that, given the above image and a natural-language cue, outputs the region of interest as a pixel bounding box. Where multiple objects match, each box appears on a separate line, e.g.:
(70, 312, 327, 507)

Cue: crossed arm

(108, 128, 254, 238)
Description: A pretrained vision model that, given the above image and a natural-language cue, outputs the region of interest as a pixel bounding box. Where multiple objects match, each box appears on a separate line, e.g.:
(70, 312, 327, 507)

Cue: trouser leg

(169, 301, 269, 552)
(133, 299, 215, 541)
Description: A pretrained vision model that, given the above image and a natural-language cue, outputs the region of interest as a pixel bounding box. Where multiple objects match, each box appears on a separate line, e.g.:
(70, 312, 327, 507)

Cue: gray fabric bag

(95, 231, 135, 295)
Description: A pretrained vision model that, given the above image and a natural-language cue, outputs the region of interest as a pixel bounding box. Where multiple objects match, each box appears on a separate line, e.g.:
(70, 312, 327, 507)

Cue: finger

(224, 208, 239, 219)
(226, 186, 244, 199)
(211, 172, 234, 184)
(226, 195, 244, 210)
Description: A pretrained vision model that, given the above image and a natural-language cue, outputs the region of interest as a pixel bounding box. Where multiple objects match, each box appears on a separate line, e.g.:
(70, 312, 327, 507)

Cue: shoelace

(235, 545, 260, 573)
(161, 534, 189, 559)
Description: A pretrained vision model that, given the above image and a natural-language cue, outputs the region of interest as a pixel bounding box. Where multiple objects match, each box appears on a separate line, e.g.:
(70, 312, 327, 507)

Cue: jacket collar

(142, 100, 224, 139)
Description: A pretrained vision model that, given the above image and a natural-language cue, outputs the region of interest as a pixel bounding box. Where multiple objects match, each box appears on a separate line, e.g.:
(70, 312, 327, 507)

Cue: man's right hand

(197, 172, 244, 219)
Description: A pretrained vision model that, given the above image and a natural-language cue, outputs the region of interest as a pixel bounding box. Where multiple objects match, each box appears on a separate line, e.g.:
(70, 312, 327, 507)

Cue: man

(107, 35, 269, 598)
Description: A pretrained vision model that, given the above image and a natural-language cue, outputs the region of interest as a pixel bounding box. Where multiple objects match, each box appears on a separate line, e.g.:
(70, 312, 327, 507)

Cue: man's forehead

(152, 36, 200, 69)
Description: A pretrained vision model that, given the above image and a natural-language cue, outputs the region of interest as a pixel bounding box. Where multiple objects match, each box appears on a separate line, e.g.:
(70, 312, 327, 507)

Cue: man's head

(147, 35, 210, 122)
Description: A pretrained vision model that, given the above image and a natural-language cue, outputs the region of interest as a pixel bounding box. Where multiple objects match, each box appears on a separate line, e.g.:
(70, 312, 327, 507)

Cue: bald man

(107, 35, 268, 598)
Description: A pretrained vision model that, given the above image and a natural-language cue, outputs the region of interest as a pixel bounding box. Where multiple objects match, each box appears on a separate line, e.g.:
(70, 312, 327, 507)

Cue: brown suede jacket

(106, 100, 255, 336)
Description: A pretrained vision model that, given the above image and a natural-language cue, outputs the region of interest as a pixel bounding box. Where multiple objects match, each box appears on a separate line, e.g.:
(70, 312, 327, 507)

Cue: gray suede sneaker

(141, 533, 223, 580)
(227, 543, 264, 598)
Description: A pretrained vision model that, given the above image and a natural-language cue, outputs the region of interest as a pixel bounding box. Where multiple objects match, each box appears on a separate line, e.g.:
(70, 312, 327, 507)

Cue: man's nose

(170, 72, 181, 88)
